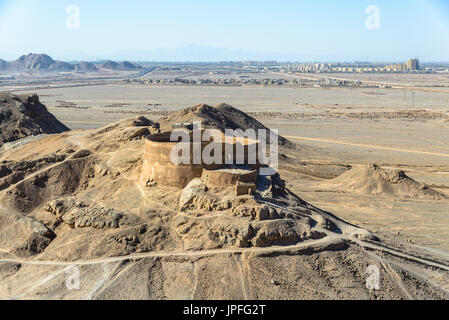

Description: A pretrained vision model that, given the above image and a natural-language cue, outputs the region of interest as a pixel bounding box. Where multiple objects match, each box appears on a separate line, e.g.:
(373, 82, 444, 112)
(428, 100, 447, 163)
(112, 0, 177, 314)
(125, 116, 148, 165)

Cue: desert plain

(1, 70, 449, 300)
(10, 76, 449, 251)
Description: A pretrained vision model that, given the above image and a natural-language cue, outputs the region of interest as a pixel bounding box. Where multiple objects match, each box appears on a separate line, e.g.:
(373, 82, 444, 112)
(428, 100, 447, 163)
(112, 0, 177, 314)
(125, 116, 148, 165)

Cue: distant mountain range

(95, 44, 349, 62)
(0, 53, 143, 73)
(107, 44, 286, 62)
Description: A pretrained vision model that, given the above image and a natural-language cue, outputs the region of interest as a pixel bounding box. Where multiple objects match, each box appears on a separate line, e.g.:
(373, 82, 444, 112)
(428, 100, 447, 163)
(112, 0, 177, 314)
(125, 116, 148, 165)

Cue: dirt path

(374, 256, 415, 299)
(260, 200, 449, 272)
(0, 236, 341, 266)
(349, 238, 449, 272)
(11, 267, 69, 300)
(2, 234, 449, 275)
(273, 71, 449, 93)
(233, 254, 249, 300)
(284, 135, 449, 158)
(84, 262, 123, 300)
(0, 154, 89, 197)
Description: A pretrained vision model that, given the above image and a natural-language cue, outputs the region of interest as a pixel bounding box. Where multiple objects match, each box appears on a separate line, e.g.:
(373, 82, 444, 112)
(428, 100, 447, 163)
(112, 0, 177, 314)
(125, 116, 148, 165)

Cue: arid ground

(1, 74, 449, 300)
(12, 80, 449, 252)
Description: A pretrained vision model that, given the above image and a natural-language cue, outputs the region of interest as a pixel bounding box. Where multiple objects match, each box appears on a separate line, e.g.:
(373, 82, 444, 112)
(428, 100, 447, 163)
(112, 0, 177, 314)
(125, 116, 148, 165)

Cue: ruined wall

(140, 132, 261, 188)
(141, 139, 203, 188)
(201, 168, 258, 188)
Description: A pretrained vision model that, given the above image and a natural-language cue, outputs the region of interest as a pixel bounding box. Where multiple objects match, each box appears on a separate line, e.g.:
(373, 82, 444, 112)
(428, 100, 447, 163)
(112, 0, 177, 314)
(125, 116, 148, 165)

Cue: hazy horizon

(1, 0, 448, 62)
(1, 47, 448, 64)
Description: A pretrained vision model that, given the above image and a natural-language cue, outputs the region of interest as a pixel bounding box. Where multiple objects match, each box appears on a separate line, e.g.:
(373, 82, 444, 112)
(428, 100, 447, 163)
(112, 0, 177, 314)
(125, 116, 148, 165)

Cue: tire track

(284, 135, 449, 158)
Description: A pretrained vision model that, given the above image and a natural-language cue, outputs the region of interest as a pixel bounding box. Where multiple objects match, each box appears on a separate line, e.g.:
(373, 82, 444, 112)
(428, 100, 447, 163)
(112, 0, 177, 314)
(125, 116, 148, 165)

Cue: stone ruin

(140, 129, 267, 196)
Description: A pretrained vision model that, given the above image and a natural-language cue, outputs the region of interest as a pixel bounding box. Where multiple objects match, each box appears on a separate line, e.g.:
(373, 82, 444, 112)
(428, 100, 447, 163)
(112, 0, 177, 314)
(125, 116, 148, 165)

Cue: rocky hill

(159, 103, 295, 148)
(99, 60, 142, 71)
(326, 164, 447, 200)
(0, 54, 73, 73)
(0, 59, 7, 71)
(0, 93, 69, 146)
(73, 61, 98, 72)
(7, 54, 67, 72)
(10, 53, 55, 70)
(0, 54, 141, 73)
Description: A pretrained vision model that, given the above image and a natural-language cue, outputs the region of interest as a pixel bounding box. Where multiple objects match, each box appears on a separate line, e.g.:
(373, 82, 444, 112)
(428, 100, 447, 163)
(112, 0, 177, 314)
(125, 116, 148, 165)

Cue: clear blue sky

(0, 0, 448, 61)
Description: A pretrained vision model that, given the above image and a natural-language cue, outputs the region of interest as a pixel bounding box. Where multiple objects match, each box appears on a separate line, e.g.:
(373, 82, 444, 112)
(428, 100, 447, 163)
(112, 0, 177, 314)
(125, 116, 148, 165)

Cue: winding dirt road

(284, 135, 449, 158)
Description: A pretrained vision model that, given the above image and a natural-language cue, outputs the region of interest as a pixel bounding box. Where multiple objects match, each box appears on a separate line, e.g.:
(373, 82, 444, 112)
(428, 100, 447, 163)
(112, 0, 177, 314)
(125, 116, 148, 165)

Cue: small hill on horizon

(9, 53, 56, 71)
(73, 61, 98, 72)
(0, 59, 7, 71)
(99, 60, 142, 71)
(0, 53, 142, 73)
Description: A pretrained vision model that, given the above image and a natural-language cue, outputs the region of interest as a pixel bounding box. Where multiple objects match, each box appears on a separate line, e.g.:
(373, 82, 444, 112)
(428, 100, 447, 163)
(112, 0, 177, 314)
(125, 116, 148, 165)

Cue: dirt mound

(159, 103, 294, 148)
(73, 61, 97, 72)
(4, 53, 74, 73)
(330, 164, 446, 199)
(1, 53, 145, 73)
(0, 93, 69, 146)
(99, 60, 142, 71)
(8, 53, 56, 71)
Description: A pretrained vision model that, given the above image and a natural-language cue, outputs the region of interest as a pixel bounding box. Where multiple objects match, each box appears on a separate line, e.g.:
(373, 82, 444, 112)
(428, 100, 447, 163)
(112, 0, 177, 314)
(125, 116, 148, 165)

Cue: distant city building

(293, 58, 420, 74)
(384, 58, 419, 72)
(406, 58, 419, 71)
